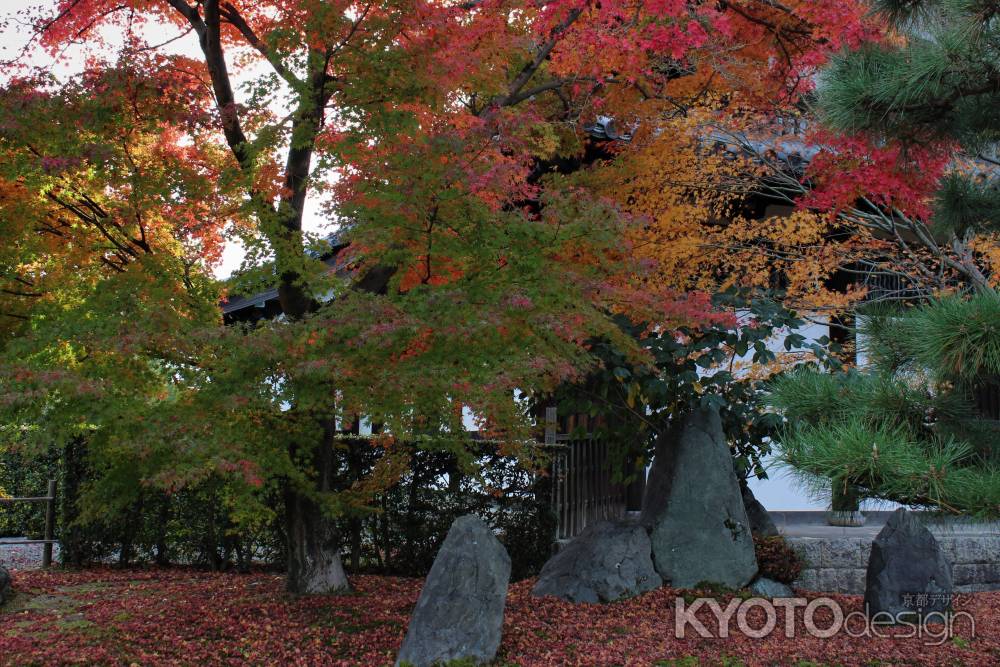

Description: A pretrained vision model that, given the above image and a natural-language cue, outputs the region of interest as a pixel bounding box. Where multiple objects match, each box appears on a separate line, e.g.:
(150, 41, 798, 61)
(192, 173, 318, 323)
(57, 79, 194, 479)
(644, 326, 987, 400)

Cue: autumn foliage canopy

(0, 0, 893, 560)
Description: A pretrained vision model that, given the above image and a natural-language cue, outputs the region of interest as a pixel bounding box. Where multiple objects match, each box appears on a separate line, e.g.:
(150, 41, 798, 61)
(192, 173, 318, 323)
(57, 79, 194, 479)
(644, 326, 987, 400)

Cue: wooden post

(544, 406, 559, 541)
(42, 479, 56, 568)
(544, 406, 557, 445)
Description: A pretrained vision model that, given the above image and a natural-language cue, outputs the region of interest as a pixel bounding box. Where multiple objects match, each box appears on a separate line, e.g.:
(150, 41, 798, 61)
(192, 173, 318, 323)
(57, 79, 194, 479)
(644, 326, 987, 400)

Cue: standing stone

(532, 520, 661, 603)
(0, 564, 11, 605)
(640, 406, 758, 589)
(396, 515, 511, 667)
(864, 508, 953, 620)
(742, 484, 778, 537)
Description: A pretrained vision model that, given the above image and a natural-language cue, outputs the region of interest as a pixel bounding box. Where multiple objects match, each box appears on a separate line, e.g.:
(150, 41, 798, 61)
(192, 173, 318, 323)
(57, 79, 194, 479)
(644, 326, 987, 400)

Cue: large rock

(532, 520, 661, 603)
(864, 508, 953, 620)
(742, 484, 778, 537)
(640, 406, 758, 589)
(396, 515, 511, 667)
(0, 564, 11, 605)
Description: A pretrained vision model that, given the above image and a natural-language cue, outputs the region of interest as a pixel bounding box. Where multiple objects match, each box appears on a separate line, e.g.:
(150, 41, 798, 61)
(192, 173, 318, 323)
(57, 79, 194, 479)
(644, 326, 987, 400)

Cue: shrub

(753, 535, 802, 584)
(343, 441, 556, 581)
(769, 295, 1000, 518)
(2, 439, 554, 578)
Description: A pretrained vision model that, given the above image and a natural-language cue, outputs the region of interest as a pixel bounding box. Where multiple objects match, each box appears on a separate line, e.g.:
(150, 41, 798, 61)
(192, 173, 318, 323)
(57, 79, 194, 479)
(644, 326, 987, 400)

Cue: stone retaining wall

(788, 536, 1000, 594)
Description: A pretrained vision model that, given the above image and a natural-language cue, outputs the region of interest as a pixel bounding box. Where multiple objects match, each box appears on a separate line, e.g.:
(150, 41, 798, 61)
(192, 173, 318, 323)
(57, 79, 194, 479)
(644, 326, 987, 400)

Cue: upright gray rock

(396, 515, 511, 667)
(865, 508, 953, 620)
(640, 406, 758, 589)
(742, 484, 778, 537)
(0, 564, 11, 605)
(532, 520, 661, 603)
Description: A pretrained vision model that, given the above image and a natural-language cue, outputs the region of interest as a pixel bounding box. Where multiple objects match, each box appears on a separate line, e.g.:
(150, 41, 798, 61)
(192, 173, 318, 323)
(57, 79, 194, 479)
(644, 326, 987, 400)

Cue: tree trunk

(285, 490, 349, 593)
(285, 420, 350, 594)
(205, 505, 221, 571)
(831, 478, 860, 512)
(403, 458, 422, 560)
(60, 436, 88, 567)
(180, 4, 347, 593)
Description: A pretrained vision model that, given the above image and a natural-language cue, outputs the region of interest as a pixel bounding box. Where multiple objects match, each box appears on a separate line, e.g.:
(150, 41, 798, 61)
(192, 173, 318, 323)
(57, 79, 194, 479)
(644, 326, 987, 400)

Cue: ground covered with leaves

(1, 568, 998, 666)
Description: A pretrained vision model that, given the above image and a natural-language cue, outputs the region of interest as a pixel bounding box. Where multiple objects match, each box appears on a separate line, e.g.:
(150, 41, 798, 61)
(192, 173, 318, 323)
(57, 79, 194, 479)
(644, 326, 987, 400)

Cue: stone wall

(788, 535, 1000, 594)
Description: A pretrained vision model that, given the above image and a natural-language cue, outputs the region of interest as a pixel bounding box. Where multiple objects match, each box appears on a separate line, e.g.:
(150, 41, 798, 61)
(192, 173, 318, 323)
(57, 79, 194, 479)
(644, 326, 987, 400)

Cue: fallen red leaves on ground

(1, 568, 997, 666)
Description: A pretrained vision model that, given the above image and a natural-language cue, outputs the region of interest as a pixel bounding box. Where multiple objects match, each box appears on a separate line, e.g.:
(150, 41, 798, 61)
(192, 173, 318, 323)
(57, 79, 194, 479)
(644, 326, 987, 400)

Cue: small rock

(751, 577, 795, 598)
(532, 520, 661, 603)
(396, 515, 510, 667)
(0, 564, 11, 605)
(864, 508, 953, 620)
(742, 485, 778, 537)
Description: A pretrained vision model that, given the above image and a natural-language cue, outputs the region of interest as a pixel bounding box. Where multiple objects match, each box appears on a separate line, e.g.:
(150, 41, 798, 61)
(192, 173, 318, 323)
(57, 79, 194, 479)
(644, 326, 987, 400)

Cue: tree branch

(165, 0, 255, 174)
(164, 0, 200, 24)
(219, 2, 302, 88)
(489, 5, 584, 111)
(501, 78, 574, 107)
(1, 288, 42, 298)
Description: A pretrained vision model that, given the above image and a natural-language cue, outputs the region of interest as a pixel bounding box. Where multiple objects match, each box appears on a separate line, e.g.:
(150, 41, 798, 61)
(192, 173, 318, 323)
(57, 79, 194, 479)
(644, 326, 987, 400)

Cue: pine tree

(765, 1, 1000, 518)
(770, 294, 1000, 517)
(818, 0, 1000, 248)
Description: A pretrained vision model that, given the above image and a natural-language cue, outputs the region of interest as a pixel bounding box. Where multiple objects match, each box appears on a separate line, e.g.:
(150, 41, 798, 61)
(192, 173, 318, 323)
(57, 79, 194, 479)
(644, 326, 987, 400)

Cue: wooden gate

(545, 407, 641, 541)
(0, 479, 57, 567)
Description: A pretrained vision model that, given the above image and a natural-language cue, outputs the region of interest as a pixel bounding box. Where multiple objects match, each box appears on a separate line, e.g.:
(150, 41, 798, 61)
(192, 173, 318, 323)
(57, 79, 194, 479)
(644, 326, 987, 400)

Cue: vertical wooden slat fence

(546, 408, 630, 542)
(0, 478, 58, 567)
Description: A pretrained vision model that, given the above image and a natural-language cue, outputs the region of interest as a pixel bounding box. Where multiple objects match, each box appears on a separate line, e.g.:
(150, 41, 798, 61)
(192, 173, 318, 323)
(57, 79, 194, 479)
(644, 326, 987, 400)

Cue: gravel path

(0, 537, 60, 570)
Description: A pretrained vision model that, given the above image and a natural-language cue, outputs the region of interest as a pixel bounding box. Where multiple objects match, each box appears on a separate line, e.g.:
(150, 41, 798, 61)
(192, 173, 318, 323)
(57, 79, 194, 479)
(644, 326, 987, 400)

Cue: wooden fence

(545, 408, 642, 541)
(0, 479, 57, 567)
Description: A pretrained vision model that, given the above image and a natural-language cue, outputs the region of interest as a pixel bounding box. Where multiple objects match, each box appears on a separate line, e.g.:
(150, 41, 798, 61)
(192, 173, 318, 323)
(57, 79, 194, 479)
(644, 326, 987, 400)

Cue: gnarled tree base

(286, 491, 350, 595)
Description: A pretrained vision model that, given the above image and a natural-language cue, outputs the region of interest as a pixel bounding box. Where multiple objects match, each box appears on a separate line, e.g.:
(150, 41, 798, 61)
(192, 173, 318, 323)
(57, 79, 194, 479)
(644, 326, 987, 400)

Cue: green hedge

(2, 441, 555, 579)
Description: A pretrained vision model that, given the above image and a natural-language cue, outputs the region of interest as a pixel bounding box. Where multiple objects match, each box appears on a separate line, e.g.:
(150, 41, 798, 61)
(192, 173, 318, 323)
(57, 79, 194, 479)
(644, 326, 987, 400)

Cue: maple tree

(594, 117, 872, 316)
(743, 0, 1000, 305)
(601, 0, 1000, 319)
(0, 60, 240, 566)
(0, 0, 878, 593)
(600, 109, 995, 324)
(812, 0, 1000, 297)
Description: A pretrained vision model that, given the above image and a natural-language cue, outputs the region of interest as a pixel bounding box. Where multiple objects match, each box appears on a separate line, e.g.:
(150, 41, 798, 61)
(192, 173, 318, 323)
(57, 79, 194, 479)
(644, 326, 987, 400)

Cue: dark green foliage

(344, 442, 555, 581)
(831, 480, 861, 513)
(934, 173, 1000, 237)
(872, 0, 936, 25)
(2, 441, 552, 579)
(753, 535, 803, 584)
(0, 448, 57, 538)
(549, 290, 839, 484)
(770, 293, 1000, 517)
(902, 293, 1000, 380)
(2, 447, 286, 569)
